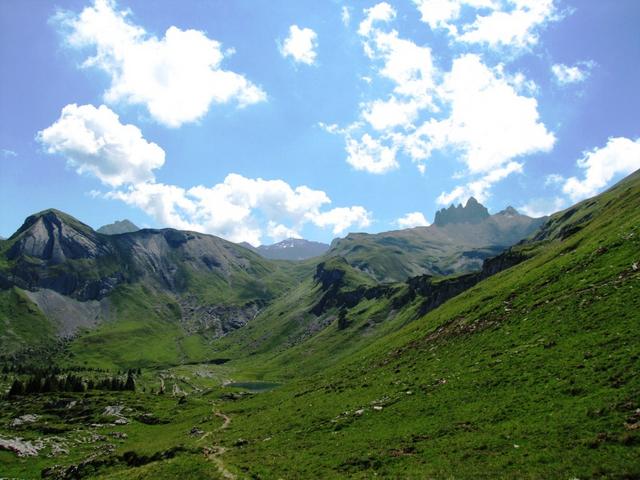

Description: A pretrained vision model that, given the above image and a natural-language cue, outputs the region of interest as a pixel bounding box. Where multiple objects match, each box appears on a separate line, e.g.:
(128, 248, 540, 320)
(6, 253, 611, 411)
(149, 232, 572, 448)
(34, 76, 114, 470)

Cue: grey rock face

(24, 289, 110, 337)
(178, 297, 264, 336)
(8, 211, 110, 264)
(433, 197, 490, 226)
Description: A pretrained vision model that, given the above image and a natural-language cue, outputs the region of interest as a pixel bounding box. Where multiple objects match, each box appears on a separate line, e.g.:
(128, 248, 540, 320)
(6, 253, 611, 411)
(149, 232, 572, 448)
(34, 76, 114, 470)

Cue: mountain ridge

(433, 196, 490, 225)
(96, 219, 139, 235)
(256, 237, 330, 260)
(329, 199, 545, 282)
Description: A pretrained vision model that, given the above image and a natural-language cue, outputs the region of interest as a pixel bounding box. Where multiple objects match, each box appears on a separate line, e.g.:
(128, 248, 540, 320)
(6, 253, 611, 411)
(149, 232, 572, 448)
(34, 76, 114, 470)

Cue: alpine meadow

(0, 1, 639, 479)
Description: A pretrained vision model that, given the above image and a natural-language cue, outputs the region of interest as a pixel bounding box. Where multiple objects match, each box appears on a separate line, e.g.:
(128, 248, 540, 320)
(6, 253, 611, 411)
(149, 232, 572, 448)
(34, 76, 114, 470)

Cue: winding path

(203, 405, 235, 479)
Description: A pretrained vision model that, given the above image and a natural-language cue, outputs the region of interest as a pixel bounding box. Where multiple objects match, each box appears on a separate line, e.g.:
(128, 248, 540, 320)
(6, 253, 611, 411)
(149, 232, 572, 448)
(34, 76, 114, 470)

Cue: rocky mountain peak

(97, 219, 139, 235)
(434, 198, 490, 226)
(7, 209, 110, 264)
(497, 206, 520, 217)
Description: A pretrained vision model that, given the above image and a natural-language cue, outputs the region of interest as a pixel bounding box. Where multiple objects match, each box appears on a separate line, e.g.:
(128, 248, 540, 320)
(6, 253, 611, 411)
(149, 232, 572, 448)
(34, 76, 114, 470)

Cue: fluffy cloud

(267, 222, 302, 242)
(324, 4, 438, 173)
(408, 54, 555, 173)
(362, 96, 422, 131)
(366, 30, 435, 102)
(413, 0, 497, 33)
(457, 0, 558, 50)
(346, 134, 398, 174)
(562, 137, 640, 201)
(325, 3, 552, 207)
(57, 0, 265, 127)
(358, 2, 396, 37)
(551, 61, 594, 85)
(280, 25, 318, 65)
(518, 196, 566, 217)
(413, 0, 559, 51)
(397, 211, 430, 228)
(310, 207, 371, 235)
(109, 174, 371, 245)
(37, 104, 165, 187)
(436, 161, 523, 205)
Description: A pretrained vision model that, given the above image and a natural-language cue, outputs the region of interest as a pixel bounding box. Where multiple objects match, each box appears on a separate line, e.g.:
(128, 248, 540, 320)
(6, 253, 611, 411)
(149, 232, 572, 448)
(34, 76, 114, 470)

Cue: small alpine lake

(224, 381, 281, 392)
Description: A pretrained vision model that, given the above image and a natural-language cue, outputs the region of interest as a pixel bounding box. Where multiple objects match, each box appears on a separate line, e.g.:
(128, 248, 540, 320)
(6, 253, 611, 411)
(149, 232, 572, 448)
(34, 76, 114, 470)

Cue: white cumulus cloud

(518, 196, 566, 217)
(551, 61, 594, 85)
(362, 96, 422, 131)
(358, 2, 396, 37)
(562, 137, 640, 202)
(108, 174, 371, 245)
(267, 222, 302, 243)
(311, 207, 371, 235)
(413, 0, 559, 52)
(413, 0, 497, 33)
(37, 103, 165, 187)
(411, 54, 555, 173)
(436, 161, 523, 205)
(57, 0, 265, 127)
(280, 25, 318, 65)
(346, 134, 399, 174)
(459, 0, 558, 50)
(397, 211, 430, 228)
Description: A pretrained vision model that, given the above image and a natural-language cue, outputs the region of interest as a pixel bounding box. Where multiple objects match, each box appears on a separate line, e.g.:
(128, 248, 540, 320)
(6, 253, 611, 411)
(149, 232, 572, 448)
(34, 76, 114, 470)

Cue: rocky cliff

(433, 197, 490, 226)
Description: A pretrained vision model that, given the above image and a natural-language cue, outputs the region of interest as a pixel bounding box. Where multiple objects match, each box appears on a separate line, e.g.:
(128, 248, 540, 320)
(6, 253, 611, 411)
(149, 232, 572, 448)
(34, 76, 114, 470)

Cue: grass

(0, 287, 55, 355)
(209, 170, 640, 478)
(56, 284, 218, 370)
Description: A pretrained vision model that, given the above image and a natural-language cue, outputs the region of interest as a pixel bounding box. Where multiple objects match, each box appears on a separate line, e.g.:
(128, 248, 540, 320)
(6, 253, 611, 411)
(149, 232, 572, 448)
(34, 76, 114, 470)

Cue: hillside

(329, 199, 545, 282)
(203, 170, 640, 478)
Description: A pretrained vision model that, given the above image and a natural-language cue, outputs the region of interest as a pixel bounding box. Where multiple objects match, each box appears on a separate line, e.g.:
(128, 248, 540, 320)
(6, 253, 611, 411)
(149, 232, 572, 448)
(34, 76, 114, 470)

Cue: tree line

(7, 370, 137, 397)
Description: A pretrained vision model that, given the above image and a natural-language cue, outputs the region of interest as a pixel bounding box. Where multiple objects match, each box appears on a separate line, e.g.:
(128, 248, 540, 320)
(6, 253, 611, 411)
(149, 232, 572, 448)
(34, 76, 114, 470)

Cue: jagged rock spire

(434, 197, 490, 226)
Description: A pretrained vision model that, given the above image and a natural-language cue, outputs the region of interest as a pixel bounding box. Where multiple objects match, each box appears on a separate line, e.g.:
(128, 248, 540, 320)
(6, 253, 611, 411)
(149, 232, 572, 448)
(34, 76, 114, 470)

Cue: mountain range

(244, 237, 330, 261)
(330, 198, 544, 282)
(1, 171, 639, 478)
(0, 196, 541, 360)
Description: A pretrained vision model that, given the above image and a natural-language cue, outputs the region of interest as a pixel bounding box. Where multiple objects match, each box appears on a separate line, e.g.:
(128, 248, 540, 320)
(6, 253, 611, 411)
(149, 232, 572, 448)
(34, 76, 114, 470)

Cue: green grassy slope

(0, 287, 55, 356)
(209, 170, 640, 478)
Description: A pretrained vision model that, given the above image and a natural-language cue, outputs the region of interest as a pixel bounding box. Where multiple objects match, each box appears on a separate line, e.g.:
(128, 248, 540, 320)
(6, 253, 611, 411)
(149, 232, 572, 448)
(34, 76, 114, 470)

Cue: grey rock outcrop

(8, 210, 111, 264)
(434, 197, 490, 226)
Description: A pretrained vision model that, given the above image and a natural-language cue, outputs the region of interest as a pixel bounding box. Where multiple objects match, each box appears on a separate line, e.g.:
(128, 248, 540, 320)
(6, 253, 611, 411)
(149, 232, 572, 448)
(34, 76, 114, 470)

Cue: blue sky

(1, 0, 638, 245)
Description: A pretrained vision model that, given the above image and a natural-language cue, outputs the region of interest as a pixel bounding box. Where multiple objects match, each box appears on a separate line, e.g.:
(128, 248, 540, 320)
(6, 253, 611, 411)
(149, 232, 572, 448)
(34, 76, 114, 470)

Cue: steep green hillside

(0, 287, 55, 356)
(206, 170, 640, 478)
